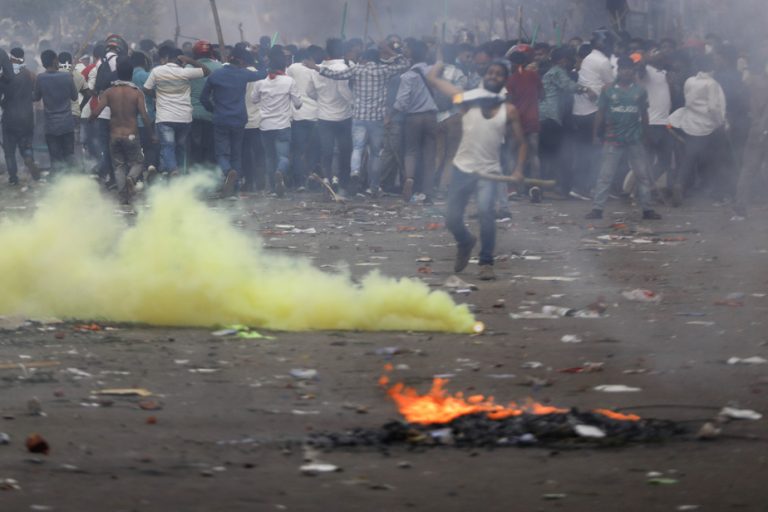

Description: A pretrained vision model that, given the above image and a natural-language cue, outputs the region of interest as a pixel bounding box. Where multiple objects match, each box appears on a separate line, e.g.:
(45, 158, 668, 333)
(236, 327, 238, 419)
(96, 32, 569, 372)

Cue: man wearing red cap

(189, 40, 223, 168)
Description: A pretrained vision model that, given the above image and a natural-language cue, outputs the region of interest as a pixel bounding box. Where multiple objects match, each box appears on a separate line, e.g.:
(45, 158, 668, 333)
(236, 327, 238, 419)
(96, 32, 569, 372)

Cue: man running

(427, 59, 528, 281)
(91, 57, 154, 204)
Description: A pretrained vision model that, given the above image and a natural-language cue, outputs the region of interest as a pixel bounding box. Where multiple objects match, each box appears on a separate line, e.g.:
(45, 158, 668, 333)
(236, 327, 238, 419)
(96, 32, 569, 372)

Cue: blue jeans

(213, 124, 245, 178)
(351, 119, 385, 190)
(593, 143, 653, 211)
(445, 167, 498, 266)
(157, 122, 191, 173)
(261, 127, 291, 189)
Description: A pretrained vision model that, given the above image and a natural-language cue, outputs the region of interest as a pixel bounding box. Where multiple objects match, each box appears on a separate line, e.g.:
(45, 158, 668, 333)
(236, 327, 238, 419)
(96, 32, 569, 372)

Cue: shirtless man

(427, 59, 527, 281)
(91, 57, 154, 203)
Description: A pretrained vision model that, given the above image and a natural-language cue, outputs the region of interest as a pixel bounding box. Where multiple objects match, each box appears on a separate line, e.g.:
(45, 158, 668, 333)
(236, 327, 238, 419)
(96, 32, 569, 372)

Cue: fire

(381, 371, 640, 424)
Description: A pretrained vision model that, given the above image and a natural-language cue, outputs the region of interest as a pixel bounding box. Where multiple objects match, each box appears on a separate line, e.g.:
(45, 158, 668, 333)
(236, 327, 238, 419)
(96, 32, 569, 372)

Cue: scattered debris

(25, 434, 50, 455)
(719, 407, 763, 420)
(574, 425, 606, 438)
(594, 385, 642, 393)
(727, 356, 767, 365)
(621, 289, 662, 303)
(561, 334, 583, 343)
(443, 276, 478, 290)
(0, 478, 21, 491)
(0, 433, 9, 445)
(696, 422, 722, 440)
(95, 388, 153, 397)
(290, 369, 318, 380)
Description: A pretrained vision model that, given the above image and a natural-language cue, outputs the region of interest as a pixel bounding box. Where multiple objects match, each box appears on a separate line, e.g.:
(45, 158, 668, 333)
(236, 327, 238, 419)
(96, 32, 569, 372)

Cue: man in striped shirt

(307, 43, 408, 195)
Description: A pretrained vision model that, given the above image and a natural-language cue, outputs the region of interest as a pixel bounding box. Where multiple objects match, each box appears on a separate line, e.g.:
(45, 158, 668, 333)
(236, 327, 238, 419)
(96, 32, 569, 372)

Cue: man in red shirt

(506, 47, 543, 201)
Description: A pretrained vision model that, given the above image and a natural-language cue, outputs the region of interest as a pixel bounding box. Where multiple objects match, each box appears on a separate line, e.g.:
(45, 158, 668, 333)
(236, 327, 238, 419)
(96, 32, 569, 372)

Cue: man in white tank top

(427, 59, 528, 281)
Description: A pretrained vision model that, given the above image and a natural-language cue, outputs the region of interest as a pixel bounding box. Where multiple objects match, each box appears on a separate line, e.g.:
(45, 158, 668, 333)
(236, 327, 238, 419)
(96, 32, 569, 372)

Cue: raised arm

(426, 61, 463, 99)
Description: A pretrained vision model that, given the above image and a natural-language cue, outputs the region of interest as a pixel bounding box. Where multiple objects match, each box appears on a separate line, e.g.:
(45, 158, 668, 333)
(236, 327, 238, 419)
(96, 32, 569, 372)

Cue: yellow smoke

(0, 176, 475, 333)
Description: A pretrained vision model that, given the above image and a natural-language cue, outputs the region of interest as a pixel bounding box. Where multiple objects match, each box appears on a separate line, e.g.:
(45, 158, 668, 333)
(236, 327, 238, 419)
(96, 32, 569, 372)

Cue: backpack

(413, 67, 454, 112)
(94, 54, 118, 95)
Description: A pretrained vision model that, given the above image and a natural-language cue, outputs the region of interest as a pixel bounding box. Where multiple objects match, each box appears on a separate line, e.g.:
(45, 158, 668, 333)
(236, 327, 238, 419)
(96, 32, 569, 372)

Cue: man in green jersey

(586, 56, 662, 220)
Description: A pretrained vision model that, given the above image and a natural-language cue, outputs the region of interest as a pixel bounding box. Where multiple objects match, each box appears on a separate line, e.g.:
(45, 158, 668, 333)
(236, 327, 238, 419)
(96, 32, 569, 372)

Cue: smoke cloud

(0, 176, 475, 333)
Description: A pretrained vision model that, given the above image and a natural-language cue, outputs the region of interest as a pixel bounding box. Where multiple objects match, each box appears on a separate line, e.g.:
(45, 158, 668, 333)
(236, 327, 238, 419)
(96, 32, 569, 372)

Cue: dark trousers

(445, 167, 498, 266)
(566, 113, 599, 196)
(678, 130, 728, 194)
(96, 118, 114, 182)
(2, 124, 34, 181)
(291, 119, 319, 186)
(539, 119, 565, 188)
(110, 135, 144, 200)
(379, 119, 405, 191)
(139, 125, 159, 169)
(242, 128, 264, 192)
(189, 119, 216, 167)
(646, 125, 673, 182)
(317, 118, 352, 184)
(404, 111, 438, 198)
(45, 132, 76, 173)
(213, 124, 245, 178)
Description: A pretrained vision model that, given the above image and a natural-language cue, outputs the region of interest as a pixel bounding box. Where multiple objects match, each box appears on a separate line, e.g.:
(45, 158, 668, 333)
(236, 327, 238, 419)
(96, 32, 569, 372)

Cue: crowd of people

(1, 26, 767, 277)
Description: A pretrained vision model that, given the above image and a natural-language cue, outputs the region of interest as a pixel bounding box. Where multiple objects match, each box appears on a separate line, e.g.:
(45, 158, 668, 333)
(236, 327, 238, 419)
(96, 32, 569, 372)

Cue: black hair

(693, 54, 715, 73)
(10, 47, 24, 59)
(550, 46, 572, 64)
(40, 49, 57, 68)
(139, 39, 156, 52)
(158, 45, 179, 61)
(93, 43, 106, 60)
(286, 44, 298, 54)
(409, 40, 428, 63)
(306, 45, 325, 64)
(508, 51, 530, 67)
(361, 48, 380, 63)
(116, 55, 133, 81)
(259, 36, 272, 48)
(577, 43, 593, 59)
(131, 51, 151, 71)
(457, 43, 474, 55)
(57, 51, 73, 64)
(616, 55, 635, 70)
(487, 59, 510, 79)
(268, 46, 287, 71)
(326, 38, 345, 59)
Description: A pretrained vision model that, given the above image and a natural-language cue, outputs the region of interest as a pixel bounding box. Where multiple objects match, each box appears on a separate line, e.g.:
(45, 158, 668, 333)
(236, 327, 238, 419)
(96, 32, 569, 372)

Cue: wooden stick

(341, 1, 349, 40)
(364, 0, 371, 42)
(309, 173, 345, 203)
(517, 5, 523, 41)
(474, 172, 557, 188)
(369, 0, 385, 39)
(209, 0, 227, 60)
(173, 0, 181, 47)
(500, 0, 509, 40)
(73, 18, 101, 63)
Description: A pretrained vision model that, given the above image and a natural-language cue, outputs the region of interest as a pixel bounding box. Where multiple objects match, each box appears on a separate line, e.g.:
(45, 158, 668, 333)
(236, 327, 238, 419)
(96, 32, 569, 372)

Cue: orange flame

(380, 370, 640, 424)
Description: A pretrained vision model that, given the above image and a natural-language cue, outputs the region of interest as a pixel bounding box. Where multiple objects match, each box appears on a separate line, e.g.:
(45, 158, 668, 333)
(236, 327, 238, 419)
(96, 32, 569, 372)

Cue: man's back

(204, 66, 260, 127)
(144, 63, 204, 124)
(1, 68, 35, 130)
(34, 70, 77, 135)
(311, 59, 352, 121)
(105, 83, 142, 137)
(190, 58, 223, 121)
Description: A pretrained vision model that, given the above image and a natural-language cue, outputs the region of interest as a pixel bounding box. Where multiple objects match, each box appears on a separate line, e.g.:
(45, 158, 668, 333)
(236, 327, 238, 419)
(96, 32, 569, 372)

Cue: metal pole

(209, 0, 226, 60)
(174, 0, 181, 47)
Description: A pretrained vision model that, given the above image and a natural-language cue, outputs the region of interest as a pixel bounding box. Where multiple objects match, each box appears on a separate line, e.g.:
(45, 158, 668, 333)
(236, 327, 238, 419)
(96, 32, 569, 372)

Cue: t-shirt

(200, 65, 262, 127)
(33, 70, 77, 135)
(506, 69, 542, 134)
(642, 65, 671, 126)
(251, 73, 302, 131)
(144, 63, 205, 124)
(190, 58, 223, 121)
(598, 82, 648, 146)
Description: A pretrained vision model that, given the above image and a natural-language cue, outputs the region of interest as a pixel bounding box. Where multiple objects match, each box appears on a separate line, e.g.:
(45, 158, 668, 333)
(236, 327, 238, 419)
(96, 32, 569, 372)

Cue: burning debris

(309, 374, 685, 450)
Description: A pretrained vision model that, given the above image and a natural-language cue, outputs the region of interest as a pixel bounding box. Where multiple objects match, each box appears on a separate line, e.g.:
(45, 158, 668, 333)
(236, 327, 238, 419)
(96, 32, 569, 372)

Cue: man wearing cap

(143, 46, 210, 179)
(1, 48, 39, 184)
(200, 46, 264, 197)
(189, 40, 223, 168)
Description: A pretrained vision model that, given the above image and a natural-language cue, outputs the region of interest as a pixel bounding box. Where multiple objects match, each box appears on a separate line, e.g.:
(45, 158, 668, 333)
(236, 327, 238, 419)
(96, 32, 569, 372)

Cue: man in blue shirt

(33, 49, 78, 174)
(200, 46, 264, 197)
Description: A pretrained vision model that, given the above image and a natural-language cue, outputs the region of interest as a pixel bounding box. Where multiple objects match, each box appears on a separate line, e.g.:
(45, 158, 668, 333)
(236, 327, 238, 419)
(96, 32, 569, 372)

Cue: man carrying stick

(427, 59, 527, 281)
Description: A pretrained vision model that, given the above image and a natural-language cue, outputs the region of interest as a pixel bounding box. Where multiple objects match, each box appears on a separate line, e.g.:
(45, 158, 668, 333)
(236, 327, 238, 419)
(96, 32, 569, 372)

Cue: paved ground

(0, 178, 767, 511)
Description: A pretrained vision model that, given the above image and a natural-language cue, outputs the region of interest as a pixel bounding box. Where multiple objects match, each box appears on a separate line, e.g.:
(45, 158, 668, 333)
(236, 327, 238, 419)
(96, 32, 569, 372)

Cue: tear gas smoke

(0, 176, 475, 333)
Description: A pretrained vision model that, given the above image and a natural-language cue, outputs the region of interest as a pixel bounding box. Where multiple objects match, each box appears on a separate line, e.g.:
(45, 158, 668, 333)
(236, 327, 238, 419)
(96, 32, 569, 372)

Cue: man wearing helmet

(189, 40, 223, 168)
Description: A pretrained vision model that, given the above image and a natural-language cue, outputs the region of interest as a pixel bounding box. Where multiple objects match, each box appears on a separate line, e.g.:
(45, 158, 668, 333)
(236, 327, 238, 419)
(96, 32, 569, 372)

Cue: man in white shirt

(638, 51, 673, 186)
(668, 54, 727, 205)
(287, 45, 323, 190)
(570, 31, 615, 200)
(307, 38, 353, 193)
(252, 47, 302, 198)
(143, 46, 210, 177)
